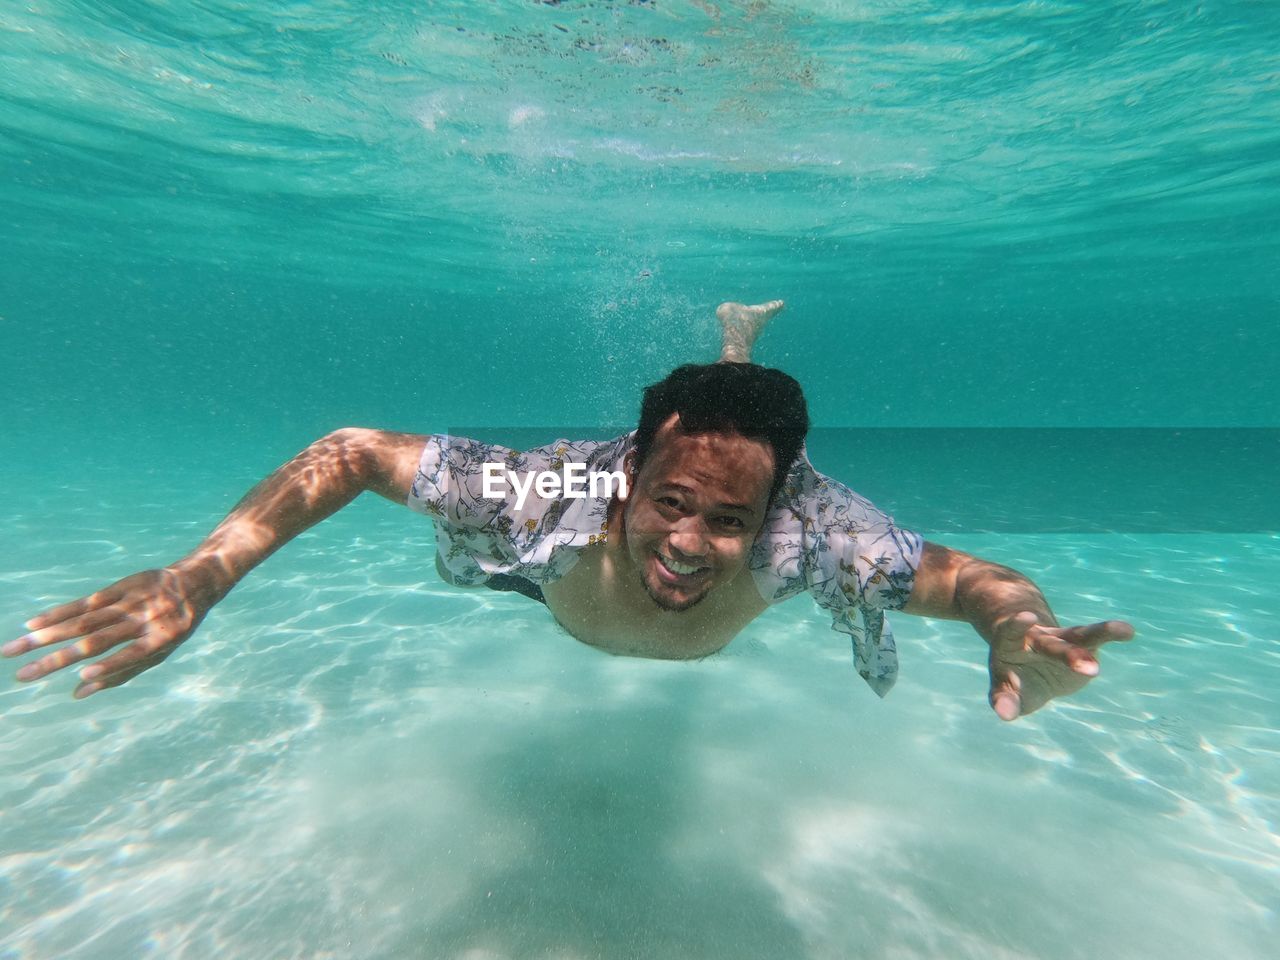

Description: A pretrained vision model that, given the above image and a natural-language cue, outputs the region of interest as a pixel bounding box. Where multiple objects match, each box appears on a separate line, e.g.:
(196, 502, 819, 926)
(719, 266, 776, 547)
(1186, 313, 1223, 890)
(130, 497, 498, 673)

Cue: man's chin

(642, 575, 709, 613)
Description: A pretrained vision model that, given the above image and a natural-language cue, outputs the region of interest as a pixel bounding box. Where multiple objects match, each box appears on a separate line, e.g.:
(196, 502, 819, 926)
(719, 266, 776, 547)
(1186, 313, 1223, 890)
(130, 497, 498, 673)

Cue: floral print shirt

(407, 433, 923, 696)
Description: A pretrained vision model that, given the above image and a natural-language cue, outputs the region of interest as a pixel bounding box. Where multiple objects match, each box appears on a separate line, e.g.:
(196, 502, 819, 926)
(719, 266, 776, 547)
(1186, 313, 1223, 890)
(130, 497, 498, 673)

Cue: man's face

(622, 416, 775, 612)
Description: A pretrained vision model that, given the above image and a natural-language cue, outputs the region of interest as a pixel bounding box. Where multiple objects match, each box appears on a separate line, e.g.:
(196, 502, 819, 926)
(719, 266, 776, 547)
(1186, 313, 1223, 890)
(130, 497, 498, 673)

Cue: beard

(641, 570, 710, 612)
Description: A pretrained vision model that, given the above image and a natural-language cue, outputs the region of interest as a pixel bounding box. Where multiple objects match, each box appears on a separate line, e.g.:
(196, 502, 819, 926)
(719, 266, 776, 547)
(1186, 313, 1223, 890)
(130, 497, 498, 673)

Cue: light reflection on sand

(1, 497, 1276, 958)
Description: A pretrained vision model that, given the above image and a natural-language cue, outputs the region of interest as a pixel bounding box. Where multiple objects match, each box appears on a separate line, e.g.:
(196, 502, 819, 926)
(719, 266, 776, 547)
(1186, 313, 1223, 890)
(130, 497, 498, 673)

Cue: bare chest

(542, 545, 768, 660)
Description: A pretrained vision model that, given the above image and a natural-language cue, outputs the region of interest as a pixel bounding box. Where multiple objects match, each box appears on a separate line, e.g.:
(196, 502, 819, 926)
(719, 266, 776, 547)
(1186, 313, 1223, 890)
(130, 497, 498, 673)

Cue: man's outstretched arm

(5, 428, 427, 699)
(903, 541, 1134, 720)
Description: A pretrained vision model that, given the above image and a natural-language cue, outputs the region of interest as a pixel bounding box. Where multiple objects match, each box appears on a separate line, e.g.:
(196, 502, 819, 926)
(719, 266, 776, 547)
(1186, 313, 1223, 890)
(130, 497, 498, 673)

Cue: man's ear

(621, 450, 638, 502)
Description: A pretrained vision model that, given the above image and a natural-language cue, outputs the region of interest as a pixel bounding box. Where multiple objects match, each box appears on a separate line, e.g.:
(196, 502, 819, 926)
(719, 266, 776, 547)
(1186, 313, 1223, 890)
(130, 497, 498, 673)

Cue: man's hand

(904, 541, 1135, 720)
(4, 567, 215, 699)
(987, 612, 1134, 720)
(6, 428, 428, 701)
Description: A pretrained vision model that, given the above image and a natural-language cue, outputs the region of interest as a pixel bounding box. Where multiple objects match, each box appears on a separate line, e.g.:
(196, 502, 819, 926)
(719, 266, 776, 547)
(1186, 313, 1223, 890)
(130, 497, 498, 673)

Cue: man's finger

(991, 688, 1021, 721)
(22, 587, 124, 633)
(5, 607, 129, 658)
(77, 635, 171, 685)
(988, 660, 1022, 722)
(1028, 631, 1100, 676)
(1052, 619, 1135, 648)
(14, 620, 145, 681)
(72, 650, 168, 701)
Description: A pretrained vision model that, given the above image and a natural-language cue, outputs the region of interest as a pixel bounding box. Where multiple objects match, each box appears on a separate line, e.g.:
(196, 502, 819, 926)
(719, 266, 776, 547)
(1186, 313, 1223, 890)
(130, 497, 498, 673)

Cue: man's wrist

(169, 552, 237, 605)
(955, 563, 1056, 642)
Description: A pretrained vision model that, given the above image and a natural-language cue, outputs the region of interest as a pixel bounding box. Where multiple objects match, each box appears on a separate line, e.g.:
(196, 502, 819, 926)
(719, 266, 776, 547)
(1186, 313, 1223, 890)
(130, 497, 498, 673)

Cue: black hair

(633, 362, 810, 502)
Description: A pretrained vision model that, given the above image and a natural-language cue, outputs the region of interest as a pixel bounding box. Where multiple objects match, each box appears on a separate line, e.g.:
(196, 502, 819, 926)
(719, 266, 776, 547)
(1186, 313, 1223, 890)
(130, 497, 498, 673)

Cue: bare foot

(716, 299, 785, 363)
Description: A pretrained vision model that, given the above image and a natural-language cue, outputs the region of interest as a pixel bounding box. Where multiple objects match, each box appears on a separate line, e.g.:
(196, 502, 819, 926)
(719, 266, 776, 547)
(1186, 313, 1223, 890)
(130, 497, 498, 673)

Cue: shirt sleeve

(751, 456, 924, 697)
(405, 435, 532, 583)
(406, 435, 516, 529)
(405, 433, 627, 585)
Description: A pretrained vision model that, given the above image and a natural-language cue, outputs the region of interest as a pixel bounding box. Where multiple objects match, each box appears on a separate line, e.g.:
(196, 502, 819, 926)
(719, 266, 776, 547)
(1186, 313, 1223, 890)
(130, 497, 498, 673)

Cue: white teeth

(661, 555, 703, 576)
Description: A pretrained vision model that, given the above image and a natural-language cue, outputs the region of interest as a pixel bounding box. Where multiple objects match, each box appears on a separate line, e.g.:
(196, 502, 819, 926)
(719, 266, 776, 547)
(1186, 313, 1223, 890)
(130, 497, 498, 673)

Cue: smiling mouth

(654, 552, 709, 582)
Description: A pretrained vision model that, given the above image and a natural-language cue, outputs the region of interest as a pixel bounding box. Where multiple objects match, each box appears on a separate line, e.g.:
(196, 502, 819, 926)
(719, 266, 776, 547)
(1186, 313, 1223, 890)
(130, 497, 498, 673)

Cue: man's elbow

(315, 427, 427, 503)
(312, 428, 381, 486)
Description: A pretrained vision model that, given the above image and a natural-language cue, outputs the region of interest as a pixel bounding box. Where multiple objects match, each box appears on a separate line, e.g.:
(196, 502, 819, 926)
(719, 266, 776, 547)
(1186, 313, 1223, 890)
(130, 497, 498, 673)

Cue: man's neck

(540, 507, 768, 660)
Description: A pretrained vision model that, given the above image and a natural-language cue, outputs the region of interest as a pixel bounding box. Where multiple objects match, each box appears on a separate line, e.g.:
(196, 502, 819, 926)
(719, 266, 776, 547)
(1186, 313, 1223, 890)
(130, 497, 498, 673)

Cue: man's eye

(716, 516, 745, 530)
(655, 496, 680, 509)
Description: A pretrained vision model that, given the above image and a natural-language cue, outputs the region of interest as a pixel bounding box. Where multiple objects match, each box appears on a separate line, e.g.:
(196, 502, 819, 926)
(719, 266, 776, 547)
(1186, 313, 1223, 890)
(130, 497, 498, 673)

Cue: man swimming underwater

(6, 300, 1132, 719)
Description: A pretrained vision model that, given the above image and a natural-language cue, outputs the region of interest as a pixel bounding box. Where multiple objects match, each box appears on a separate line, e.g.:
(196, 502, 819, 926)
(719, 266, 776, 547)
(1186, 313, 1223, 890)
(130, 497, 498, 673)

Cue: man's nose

(667, 517, 710, 559)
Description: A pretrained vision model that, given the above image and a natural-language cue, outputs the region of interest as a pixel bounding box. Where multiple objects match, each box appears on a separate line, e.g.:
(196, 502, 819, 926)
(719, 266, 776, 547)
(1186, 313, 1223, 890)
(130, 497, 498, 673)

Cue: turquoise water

(1, 2, 1277, 958)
